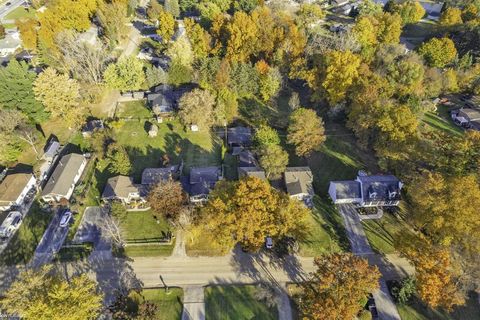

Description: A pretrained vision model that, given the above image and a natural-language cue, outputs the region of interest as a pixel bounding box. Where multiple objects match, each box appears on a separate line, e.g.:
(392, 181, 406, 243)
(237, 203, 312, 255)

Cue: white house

(0, 173, 36, 211)
(41, 153, 87, 203)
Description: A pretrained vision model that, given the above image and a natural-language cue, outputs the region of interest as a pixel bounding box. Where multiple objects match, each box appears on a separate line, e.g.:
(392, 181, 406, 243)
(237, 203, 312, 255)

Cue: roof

(458, 108, 480, 121)
(469, 120, 480, 131)
(227, 127, 252, 146)
(82, 120, 104, 133)
(238, 167, 266, 180)
(0, 173, 33, 203)
(102, 176, 142, 199)
(148, 93, 173, 113)
(357, 175, 401, 201)
(41, 154, 86, 197)
(141, 166, 179, 185)
(330, 180, 361, 200)
(284, 167, 313, 196)
(189, 167, 221, 185)
(43, 140, 60, 159)
(238, 150, 257, 167)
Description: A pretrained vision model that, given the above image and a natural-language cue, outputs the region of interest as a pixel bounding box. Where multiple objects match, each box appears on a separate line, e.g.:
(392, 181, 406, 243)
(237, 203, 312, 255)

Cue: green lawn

(0, 201, 52, 266)
(115, 100, 153, 119)
(205, 285, 278, 320)
(298, 198, 349, 256)
(4, 7, 36, 20)
(397, 292, 480, 320)
(54, 243, 93, 262)
(128, 288, 183, 320)
(421, 105, 463, 137)
(120, 210, 171, 242)
(123, 243, 174, 257)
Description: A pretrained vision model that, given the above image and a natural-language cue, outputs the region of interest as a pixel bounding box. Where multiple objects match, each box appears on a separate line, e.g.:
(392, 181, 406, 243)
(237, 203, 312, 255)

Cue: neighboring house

(227, 127, 252, 147)
(42, 138, 61, 162)
(81, 120, 104, 138)
(451, 107, 480, 130)
(329, 172, 403, 207)
(238, 150, 258, 167)
(420, 1, 443, 20)
(284, 167, 314, 206)
(148, 84, 174, 115)
(41, 153, 87, 203)
(185, 167, 222, 204)
(102, 176, 146, 205)
(238, 167, 267, 180)
(0, 173, 36, 211)
(0, 30, 21, 57)
(141, 165, 181, 185)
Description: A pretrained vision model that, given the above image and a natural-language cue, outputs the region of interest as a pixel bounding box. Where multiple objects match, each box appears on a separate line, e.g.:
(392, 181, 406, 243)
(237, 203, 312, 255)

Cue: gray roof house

(102, 176, 145, 205)
(186, 167, 222, 204)
(329, 172, 403, 207)
(42, 138, 61, 162)
(284, 167, 314, 206)
(41, 153, 87, 203)
(238, 167, 267, 180)
(0, 173, 36, 211)
(148, 84, 174, 115)
(141, 165, 180, 185)
(227, 127, 252, 147)
(238, 150, 258, 167)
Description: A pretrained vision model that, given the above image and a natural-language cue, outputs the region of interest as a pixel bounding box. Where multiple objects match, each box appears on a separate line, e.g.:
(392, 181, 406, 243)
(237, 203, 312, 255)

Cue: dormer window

(388, 191, 397, 199)
(369, 191, 377, 199)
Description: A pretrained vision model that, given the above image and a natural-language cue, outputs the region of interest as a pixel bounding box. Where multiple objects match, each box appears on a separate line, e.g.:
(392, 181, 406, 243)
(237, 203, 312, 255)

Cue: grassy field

(129, 288, 183, 320)
(4, 7, 36, 20)
(0, 201, 51, 266)
(298, 198, 349, 256)
(115, 101, 153, 119)
(205, 285, 278, 320)
(397, 292, 480, 320)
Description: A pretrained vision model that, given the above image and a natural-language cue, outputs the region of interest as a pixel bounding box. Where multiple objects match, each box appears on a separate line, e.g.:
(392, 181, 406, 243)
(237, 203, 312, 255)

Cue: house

(0, 30, 21, 57)
(329, 172, 403, 207)
(227, 127, 252, 147)
(420, 1, 443, 20)
(0, 173, 36, 211)
(185, 167, 222, 204)
(284, 167, 314, 205)
(42, 138, 61, 162)
(238, 167, 267, 180)
(451, 107, 480, 130)
(102, 176, 146, 205)
(81, 120, 104, 137)
(148, 85, 174, 115)
(238, 150, 258, 167)
(141, 165, 181, 185)
(41, 153, 87, 203)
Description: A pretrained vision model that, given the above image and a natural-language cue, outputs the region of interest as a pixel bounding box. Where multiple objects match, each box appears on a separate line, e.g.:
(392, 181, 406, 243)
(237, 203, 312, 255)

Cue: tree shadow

(313, 197, 351, 251)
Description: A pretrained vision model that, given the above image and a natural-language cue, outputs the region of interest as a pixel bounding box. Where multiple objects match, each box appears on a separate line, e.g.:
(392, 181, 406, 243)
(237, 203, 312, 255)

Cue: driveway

(73, 206, 110, 251)
(30, 208, 70, 269)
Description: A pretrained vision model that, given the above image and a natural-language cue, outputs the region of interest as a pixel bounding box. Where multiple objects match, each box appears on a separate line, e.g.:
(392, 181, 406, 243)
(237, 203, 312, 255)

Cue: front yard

(205, 285, 278, 320)
(129, 287, 184, 320)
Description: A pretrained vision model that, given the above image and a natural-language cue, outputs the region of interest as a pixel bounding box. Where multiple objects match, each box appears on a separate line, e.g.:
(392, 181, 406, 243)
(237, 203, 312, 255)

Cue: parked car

(59, 211, 72, 227)
(265, 237, 273, 249)
(0, 211, 23, 239)
(5, 2, 12, 5)
(367, 294, 379, 319)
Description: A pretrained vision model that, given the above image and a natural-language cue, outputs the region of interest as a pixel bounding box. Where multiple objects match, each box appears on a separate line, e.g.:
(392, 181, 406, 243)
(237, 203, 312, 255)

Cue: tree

(103, 206, 126, 249)
(462, 3, 478, 22)
(0, 108, 28, 164)
(391, 276, 417, 304)
(0, 265, 103, 319)
(0, 23, 4, 40)
(296, 3, 325, 29)
(259, 144, 289, 179)
(0, 60, 47, 123)
(225, 11, 258, 63)
(166, 34, 194, 68)
(289, 91, 300, 110)
(97, 1, 129, 47)
(357, 0, 383, 16)
(388, 0, 425, 24)
(145, 64, 167, 88)
(233, 0, 258, 13)
(387, 54, 425, 97)
(287, 108, 326, 157)
(257, 64, 282, 102)
(440, 7, 463, 25)
(179, 0, 198, 13)
(167, 61, 192, 86)
(156, 9, 176, 43)
(33, 67, 83, 128)
(198, 177, 309, 251)
(164, 0, 180, 17)
(107, 144, 132, 175)
(178, 88, 216, 129)
(16, 18, 38, 52)
(253, 124, 280, 148)
(147, 179, 186, 221)
(184, 18, 211, 59)
(104, 56, 146, 91)
(297, 253, 381, 320)
(418, 37, 457, 68)
(320, 50, 361, 105)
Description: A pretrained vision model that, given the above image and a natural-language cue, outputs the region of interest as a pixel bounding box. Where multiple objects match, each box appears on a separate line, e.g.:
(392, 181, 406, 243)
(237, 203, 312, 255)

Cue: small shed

(148, 124, 159, 137)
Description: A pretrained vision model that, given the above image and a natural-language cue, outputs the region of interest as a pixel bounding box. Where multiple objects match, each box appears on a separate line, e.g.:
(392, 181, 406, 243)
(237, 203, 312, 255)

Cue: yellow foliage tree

(157, 9, 176, 43)
(225, 11, 258, 62)
(16, 18, 38, 52)
(440, 7, 463, 25)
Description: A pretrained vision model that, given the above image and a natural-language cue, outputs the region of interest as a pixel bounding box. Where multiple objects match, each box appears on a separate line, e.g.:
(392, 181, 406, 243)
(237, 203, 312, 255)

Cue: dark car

(5, 2, 12, 5)
(367, 294, 379, 319)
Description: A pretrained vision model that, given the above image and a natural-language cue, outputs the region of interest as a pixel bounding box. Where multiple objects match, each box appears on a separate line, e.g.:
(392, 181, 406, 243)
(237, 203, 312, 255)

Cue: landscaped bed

(128, 287, 184, 320)
(205, 285, 278, 320)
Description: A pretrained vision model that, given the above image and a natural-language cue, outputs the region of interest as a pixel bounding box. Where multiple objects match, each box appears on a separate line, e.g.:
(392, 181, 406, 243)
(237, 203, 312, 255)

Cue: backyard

(205, 285, 278, 320)
(128, 287, 184, 320)
(120, 210, 174, 257)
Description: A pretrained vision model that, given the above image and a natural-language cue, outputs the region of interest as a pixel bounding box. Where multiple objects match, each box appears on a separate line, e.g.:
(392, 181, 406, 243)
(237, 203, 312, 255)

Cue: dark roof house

(186, 167, 222, 203)
(238, 167, 266, 180)
(227, 127, 252, 147)
(82, 120, 104, 137)
(238, 150, 258, 167)
(141, 165, 180, 185)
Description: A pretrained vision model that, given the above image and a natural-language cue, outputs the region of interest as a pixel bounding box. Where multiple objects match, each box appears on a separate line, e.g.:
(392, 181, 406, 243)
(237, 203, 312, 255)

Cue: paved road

(337, 204, 402, 320)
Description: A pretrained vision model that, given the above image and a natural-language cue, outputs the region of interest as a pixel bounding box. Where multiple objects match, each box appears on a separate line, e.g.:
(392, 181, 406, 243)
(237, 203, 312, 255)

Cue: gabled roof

(227, 127, 252, 146)
(238, 150, 257, 167)
(43, 140, 60, 160)
(141, 166, 179, 185)
(458, 108, 480, 122)
(41, 153, 86, 197)
(284, 167, 313, 196)
(0, 173, 34, 203)
(357, 175, 401, 201)
(330, 180, 361, 200)
(189, 167, 221, 185)
(238, 167, 266, 180)
(102, 175, 142, 199)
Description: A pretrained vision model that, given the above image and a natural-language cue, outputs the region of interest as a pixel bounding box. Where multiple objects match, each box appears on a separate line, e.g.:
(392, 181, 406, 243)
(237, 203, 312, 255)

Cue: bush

(391, 276, 416, 304)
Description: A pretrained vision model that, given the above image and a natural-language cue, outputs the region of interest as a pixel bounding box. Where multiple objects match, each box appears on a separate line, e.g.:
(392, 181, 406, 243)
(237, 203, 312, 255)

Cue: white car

(59, 211, 72, 227)
(265, 237, 273, 249)
(0, 211, 22, 239)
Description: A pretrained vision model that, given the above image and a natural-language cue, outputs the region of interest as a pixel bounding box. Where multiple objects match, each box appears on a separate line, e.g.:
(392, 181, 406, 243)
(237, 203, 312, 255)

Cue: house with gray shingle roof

(102, 175, 146, 205)
(284, 167, 314, 206)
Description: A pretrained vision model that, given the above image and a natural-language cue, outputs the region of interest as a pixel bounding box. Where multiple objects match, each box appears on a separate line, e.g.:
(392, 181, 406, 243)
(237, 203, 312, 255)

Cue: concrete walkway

(338, 204, 402, 320)
(182, 286, 205, 320)
(172, 230, 186, 258)
(277, 283, 293, 320)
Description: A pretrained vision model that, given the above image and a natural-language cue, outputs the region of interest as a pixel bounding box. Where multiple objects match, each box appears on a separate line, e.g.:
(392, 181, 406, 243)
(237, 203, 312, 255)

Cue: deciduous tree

(97, 1, 129, 47)
(164, 0, 180, 17)
(259, 144, 289, 178)
(147, 179, 186, 221)
(178, 88, 216, 129)
(184, 18, 211, 59)
(287, 108, 326, 157)
(16, 18, 38, 51)
(418, 37, 457, 68)
(440, 7, 463, 25)
(225, 11, 258, 63)
(297, 253, 381, 320)
(107, 144, 132, 175)
(253, 124, 281, 148)
(104, 56, 146, 91)
(156, 8, 176, 43)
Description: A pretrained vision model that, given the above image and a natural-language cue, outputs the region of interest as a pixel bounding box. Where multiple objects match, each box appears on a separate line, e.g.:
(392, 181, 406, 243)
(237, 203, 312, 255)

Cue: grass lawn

(298, 198, 349, 256)
(421, 104, 463, 137)
(397, 292, 480, 320)
(0, 201, 51, 266)
(4, 7, 36, 20)
(121, 210, 171, 242)
(129, 288, 183, 320)
(54, 243, 93, 262)
(123, 243, 174, 257)
(115, 100, 153, 119)
(205, 285, 278, 320)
